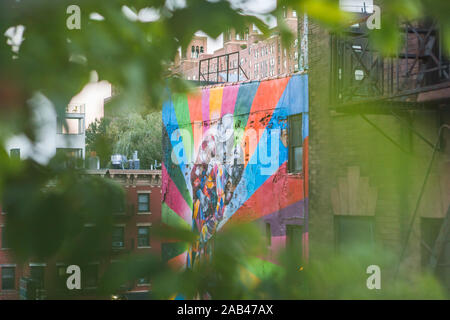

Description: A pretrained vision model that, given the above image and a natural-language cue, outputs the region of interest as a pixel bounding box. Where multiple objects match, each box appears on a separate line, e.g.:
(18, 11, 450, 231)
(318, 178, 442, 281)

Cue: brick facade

(308, 8, 450, 291)
(173, 8, 299, 82)
(0, 169, 162, 300)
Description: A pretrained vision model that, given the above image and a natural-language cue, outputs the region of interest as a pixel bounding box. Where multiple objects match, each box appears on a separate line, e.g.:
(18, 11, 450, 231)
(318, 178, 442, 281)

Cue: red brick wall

(0, 171, 162, 299)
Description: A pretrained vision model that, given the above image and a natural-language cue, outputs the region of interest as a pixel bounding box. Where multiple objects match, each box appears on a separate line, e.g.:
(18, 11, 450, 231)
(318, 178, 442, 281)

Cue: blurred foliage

(86, 111, 162, 169)
(109, 111, 162, 168)
(96, 223, 448, 300)
(0, 0, 450, 300)
(86, 117, 113, 167)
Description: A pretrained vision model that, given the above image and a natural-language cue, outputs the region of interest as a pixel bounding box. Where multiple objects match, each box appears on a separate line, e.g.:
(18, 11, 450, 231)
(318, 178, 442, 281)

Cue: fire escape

(198, 51, 248, 84)
(330, 14, 450, 289)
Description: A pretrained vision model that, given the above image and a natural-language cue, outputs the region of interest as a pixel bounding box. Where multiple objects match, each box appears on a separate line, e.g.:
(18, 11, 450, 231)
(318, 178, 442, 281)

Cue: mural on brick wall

(162, 74, 309, 269)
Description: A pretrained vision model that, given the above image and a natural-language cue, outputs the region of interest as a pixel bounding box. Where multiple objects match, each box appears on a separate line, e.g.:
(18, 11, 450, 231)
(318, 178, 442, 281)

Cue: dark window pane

(335, 216, 374, 252)
(2, 267, 15, 290)
(286, 225, 303, 260)
(291, 118, 303, 146)
(138, 227, 150, 247)
(421, 218, 444, 267)
(293, 147, 303, 172)
(138, 194, 150, 212)
(83, 264, 98, 288)
(112, 227, 124, 248)
(30, 266, 45, 288)
(137, 277, 150, 285)
(289, 114, 303, 173)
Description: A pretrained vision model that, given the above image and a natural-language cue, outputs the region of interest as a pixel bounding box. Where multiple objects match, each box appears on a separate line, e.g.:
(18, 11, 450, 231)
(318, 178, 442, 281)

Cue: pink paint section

(201, 88, 210, 133)
(162, 163, 192, 224)
(221, 85, 239, 117)
(271, 236, 286, 254)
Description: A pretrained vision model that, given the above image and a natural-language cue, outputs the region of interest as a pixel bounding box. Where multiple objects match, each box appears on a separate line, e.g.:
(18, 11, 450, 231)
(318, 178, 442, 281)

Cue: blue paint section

(162, 97, 193, 199)
(221, 75, 308, 226)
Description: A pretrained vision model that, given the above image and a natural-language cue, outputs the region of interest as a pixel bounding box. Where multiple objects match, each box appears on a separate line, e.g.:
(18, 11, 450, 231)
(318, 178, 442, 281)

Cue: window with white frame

(112, 226, 125, 249)
(1, 266, 15, 290)
(138, 193, 150, 212)
(137, 226, 150, 247)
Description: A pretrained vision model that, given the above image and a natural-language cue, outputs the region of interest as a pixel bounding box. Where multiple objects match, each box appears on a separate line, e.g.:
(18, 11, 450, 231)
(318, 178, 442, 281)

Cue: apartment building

(308, 0, 450, 293)
(0, 169, 162, 300)
(173, 7, 299, 83)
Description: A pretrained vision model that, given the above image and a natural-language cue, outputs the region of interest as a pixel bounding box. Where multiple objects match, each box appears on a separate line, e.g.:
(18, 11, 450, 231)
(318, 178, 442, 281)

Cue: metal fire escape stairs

(332, 16, 450, 292)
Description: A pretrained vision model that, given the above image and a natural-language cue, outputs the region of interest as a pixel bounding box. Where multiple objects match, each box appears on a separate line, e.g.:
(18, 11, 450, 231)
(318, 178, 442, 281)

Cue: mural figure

(188, 113, 244, 268)
(162, 74, 309, 270)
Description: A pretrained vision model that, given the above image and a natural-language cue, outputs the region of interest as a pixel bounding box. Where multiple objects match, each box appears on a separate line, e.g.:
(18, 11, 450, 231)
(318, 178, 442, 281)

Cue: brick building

(161, 73, 309, 269)
(173, 7, 299, 82)
(307, 2, 450, 293)
(0, 169, 162, 300)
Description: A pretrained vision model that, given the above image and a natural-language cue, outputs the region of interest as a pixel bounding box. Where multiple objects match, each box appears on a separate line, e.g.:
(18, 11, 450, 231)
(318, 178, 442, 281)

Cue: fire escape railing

(331, 20, 450, 107)
(198, 51, 248, 84)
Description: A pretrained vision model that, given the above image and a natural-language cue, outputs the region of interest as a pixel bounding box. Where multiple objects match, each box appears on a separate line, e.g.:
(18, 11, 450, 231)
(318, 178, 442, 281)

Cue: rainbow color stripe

(162, 74, 309, 269)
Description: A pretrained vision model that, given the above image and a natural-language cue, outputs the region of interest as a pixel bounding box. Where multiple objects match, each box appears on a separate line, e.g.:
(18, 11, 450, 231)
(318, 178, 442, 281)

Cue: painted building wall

(162, 74, 309, 269)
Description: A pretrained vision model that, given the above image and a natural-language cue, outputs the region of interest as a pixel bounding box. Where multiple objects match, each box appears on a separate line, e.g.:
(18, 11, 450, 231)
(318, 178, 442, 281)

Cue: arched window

(191, 46, 195, 58)
(200, 46, 204, 53)
(195, 46, 199, 58)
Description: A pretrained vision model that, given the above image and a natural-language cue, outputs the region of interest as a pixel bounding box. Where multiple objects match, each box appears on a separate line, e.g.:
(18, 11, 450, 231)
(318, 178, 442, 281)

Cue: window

(421, 218, 444, 267)
(288, 114, 303, 173)
(57, 117, 84, 135)
(83, 264, 98, 288)
(10, 148, 20, 160)
(1, 226, 9, 249)
(2, 266, 15, 290)
(334, 216, 374, 253)
(112, 226, 125, 249)
(30, 265, 45, 288)
(138, 227, 150, 247)
(56, 148, 83, 169)
(138, 194, 150, 212)
(286, 225, 303, 261)
(137, 276, 150, 286)
(56, 265, 67, 290)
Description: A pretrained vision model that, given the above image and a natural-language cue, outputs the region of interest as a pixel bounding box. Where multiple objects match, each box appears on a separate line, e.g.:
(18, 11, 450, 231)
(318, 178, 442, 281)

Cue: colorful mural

(162, 74, 309, 269)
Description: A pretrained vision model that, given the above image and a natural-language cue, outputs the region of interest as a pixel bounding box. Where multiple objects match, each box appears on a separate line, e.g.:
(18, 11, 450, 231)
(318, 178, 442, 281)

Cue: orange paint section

(228, 162, 305, 224)
(188, 91, 203, 160)
(209, 87, 224, 121)
(242, 77, 290, 166)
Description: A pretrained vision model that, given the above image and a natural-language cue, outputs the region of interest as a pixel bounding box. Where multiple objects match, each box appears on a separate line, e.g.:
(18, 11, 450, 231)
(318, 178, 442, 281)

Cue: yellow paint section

(209, 87, 224, 121)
